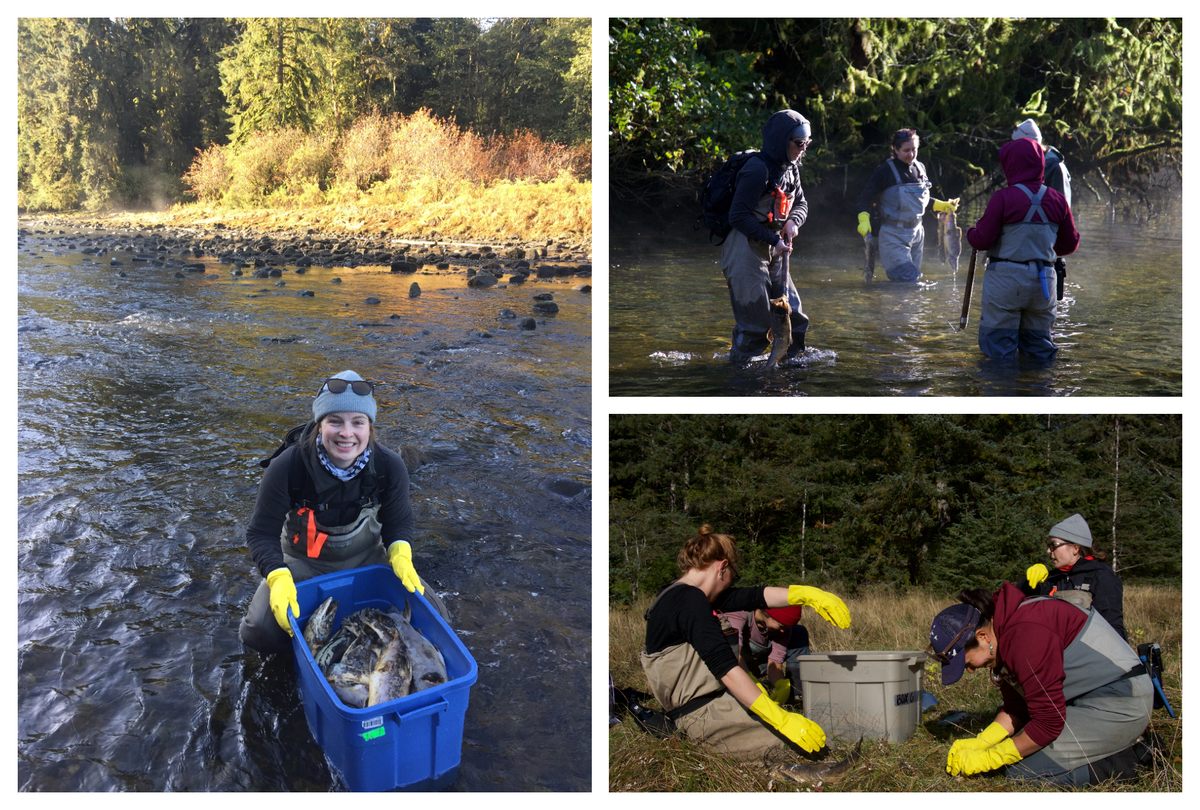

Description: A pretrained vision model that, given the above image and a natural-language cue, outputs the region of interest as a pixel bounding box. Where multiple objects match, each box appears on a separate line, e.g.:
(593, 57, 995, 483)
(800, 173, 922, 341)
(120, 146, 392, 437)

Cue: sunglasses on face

(791, 138, 812, 149)
(1047, 541, 1073, 552)
(320, 378, 376, 396)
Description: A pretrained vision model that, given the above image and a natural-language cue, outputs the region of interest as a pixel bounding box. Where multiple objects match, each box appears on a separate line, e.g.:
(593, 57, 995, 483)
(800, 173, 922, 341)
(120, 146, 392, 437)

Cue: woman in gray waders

(930, 583, 1154, 786)
(640, 525, 852, 758)
(855, 128, 959, 282)
(238, 370, 448, 654)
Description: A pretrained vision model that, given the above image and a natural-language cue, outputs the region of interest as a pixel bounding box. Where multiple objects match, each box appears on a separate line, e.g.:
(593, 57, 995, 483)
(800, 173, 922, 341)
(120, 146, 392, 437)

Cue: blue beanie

(312, 370, 377, 423)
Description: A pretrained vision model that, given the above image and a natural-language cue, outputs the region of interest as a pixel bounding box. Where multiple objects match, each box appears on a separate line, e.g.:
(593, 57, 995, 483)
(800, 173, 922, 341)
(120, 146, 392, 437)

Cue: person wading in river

(855, 128, 959, 282)
(238, 370, 447, 654)
(641, 525, 851, 759)
(721, 109, 812, 364)
(966, 137, 1079, 364)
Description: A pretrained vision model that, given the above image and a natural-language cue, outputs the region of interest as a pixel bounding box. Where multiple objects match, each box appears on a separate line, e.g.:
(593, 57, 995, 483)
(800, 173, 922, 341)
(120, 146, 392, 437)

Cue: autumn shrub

(285, 132, 338, 193)
(336, 112, 393, 190)
(181, 143, 231, 203)
(224, 128, 301, 206)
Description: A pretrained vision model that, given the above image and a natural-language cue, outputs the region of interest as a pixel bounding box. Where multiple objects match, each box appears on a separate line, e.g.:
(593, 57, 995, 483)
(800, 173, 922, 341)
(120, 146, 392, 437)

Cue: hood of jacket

(761, 109, 809, 183)
(990, 581, 1031, 637)
(1000, 137, 1045, 187)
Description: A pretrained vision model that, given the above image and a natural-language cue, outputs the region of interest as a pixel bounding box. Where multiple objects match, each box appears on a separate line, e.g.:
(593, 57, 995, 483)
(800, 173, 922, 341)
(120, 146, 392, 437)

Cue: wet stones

(409, 282, 421, 298)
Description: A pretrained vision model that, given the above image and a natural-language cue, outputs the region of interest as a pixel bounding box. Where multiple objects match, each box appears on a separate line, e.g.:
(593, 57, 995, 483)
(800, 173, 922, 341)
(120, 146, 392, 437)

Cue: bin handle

(392, 695, 450, 724)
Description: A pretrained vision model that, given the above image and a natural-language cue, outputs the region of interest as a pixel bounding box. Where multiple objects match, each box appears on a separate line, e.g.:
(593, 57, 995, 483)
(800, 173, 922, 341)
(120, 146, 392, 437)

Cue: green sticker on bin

(361, 727, 387, 742)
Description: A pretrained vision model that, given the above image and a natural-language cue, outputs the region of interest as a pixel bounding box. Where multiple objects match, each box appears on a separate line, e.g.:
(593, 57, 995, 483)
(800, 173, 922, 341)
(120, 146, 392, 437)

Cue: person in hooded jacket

(1022, 513, 1126, 640)
(1012, 118, 1072, 206)
(721, 109, 812, 364)
(967, 137, 1080, 363)
(855, 128, 959, 282)
(929, 583, 1153, 786)
(238, 370, 447, 654)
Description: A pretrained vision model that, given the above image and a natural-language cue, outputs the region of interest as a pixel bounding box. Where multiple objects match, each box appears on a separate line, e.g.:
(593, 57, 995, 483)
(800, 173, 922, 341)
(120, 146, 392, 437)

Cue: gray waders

(1003, 599, 1153, 786)
(876, 159, 931, 282)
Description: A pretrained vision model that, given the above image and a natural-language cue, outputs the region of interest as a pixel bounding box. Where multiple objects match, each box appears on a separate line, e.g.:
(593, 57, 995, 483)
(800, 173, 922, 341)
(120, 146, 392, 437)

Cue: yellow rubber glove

(769, 678, 792, 704)
(265, 567, 299, 635)
(1026, 563, 1050, 589)
(946, 722, 1010, 774)
(856, 211, 872, 237)
(748, 692, 825, 753)
(932, 197, 960, 214)
(787, 585, 851, 629)
(954, 737, 1023, 776)
(387, 540, 425, 595)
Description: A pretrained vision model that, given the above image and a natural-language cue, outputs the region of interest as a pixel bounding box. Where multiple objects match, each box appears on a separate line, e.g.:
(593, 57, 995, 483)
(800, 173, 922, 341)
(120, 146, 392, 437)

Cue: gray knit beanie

(1012, 118, 1043, 144)
(312, 370, 377, 423)
(1049, 513, 1092, 548)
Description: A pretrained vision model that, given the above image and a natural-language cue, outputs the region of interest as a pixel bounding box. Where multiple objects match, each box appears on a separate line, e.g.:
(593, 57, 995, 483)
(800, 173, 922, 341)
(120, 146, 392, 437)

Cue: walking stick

(957, 249, 978, 331)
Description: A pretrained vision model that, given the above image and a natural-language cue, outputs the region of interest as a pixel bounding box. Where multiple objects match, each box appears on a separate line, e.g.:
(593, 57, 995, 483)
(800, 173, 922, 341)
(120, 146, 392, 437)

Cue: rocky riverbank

(18, 214, 592, 285)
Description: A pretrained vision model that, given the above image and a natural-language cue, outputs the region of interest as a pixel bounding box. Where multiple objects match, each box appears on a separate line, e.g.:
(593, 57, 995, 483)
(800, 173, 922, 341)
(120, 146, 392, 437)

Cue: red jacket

(991, 582, 1088, 747)
(967, 138, 1080, 258)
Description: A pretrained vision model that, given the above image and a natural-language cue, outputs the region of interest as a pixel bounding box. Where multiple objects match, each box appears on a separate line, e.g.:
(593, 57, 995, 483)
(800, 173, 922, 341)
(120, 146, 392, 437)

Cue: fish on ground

(769, 737, 864, 786)
(938, 211, 962, 272)
(303, 597, 448, 708)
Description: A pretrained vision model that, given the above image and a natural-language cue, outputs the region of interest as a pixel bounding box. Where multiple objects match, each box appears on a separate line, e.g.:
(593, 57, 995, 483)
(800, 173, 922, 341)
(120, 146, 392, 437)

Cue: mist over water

(610, 194, 1182, 397)
(17, 228, 592, 791)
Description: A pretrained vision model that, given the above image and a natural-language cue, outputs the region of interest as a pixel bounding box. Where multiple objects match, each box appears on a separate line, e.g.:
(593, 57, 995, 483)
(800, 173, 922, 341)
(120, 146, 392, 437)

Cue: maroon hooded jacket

(991, 582, 1088, 747)
(966, 138, 1080, 258)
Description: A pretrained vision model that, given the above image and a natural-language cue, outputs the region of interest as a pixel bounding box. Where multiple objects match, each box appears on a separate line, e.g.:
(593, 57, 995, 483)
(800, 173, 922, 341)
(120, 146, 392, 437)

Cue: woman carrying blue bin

(238, 370, 448, 655)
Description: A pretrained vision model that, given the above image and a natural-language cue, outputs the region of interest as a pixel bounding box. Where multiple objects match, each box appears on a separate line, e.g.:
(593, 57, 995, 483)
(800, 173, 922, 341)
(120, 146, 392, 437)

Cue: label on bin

(360, 727, 386, 742)
(361, 716, 384, 730)
(895, 690, 919, 707)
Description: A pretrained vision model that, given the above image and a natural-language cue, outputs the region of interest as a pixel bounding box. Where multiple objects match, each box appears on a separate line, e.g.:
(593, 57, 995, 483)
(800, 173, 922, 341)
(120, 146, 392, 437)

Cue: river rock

(365, 296, 381, 305)
(533, 300, 559, 315)
(520, 317, 537, 330)
(409, 282, 421, 298)
(468, 271, 498, 288)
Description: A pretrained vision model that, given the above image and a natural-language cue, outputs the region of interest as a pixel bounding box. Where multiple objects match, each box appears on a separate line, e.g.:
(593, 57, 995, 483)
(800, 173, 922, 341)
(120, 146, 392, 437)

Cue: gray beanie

(312, 370, 377, 423)
(1049, 513, 1092, 548)
(1011, 118, 1043, 144)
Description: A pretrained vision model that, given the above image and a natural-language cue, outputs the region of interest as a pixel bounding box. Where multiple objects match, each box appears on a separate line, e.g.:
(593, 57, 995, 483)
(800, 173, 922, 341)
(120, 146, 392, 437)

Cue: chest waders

(979, 183, 1061, 362)
(720, 173, 809, 363)
(640, 585, 792, 758)
(999, 598, 1153, 785)
(877, 159, 931, 281)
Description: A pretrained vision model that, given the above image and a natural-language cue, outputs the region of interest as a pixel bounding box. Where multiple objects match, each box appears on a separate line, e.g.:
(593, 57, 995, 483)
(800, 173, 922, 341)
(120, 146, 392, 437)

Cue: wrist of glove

(856, 211, 871, 237)
(786, 585, 851, 628)
(387, 540, 425, 595)
(948, 737, 1022, 776)
(265, 567, 299, 636)
(749, 692, 825, 753)
(1026, 563, 1049, 589)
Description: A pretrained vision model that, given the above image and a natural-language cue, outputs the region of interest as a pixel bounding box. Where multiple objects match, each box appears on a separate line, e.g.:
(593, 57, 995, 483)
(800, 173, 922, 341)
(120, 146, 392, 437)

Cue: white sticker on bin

(361, 716, 384, 730)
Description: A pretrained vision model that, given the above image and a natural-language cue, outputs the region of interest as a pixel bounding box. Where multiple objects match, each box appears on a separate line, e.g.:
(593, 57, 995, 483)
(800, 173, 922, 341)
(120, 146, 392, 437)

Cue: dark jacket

(245, 441, 414, 577)
(727, 109, 809, 248)
(966, 138, 1080, 257)
(1022, 556, 1127, 640)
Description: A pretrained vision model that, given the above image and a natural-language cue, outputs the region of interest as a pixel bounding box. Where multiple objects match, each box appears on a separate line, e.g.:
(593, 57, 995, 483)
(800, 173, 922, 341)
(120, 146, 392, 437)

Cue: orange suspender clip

(292, 507, 330, 558)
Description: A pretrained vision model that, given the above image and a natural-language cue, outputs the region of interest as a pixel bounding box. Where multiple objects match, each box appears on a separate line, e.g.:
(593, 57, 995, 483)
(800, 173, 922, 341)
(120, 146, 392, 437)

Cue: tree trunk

(1111, 417, 1121, 573)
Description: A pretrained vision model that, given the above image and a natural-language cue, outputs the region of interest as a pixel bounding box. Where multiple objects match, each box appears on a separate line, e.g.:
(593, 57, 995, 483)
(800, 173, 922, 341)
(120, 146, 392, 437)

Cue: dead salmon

(769, 737, 864, 786)
(938, 211, 962, 272)
(765, 296, 791, 369)
(863, 234, 876, 282)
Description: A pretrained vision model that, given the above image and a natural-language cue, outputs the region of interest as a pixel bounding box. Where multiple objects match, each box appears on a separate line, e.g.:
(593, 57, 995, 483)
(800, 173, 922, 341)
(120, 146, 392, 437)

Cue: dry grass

(610, 584, 1182, 792)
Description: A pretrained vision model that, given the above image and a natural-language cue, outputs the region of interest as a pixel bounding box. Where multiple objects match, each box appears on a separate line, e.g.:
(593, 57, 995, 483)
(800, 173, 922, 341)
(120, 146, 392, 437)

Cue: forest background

(17, 18, 591, 242)
(609, 415, 1182, 604)
(609, 18, 1182, 217)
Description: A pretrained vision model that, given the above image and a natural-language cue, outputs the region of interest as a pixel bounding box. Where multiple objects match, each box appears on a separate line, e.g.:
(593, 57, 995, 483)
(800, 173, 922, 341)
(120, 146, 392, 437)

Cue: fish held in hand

(765, 296, 792, 370)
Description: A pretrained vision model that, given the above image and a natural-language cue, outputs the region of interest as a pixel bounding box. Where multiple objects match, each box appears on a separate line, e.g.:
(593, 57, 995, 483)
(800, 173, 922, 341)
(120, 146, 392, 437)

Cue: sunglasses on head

(321, 378, 376, 396)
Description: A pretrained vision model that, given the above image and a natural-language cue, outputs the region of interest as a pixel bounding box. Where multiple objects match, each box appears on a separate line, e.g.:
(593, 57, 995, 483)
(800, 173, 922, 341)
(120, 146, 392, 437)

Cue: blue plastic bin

(289, 565, 477, 791)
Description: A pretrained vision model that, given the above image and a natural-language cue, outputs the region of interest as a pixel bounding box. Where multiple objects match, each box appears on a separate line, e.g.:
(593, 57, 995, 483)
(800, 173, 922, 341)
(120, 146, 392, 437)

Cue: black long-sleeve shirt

(644, 584, 768, 681)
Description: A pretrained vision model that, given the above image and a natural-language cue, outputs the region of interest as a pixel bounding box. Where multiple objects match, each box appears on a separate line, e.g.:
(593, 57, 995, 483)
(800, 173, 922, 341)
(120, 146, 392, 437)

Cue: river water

(16, 226, 592, 791)
(609, 196, 1182, 396)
